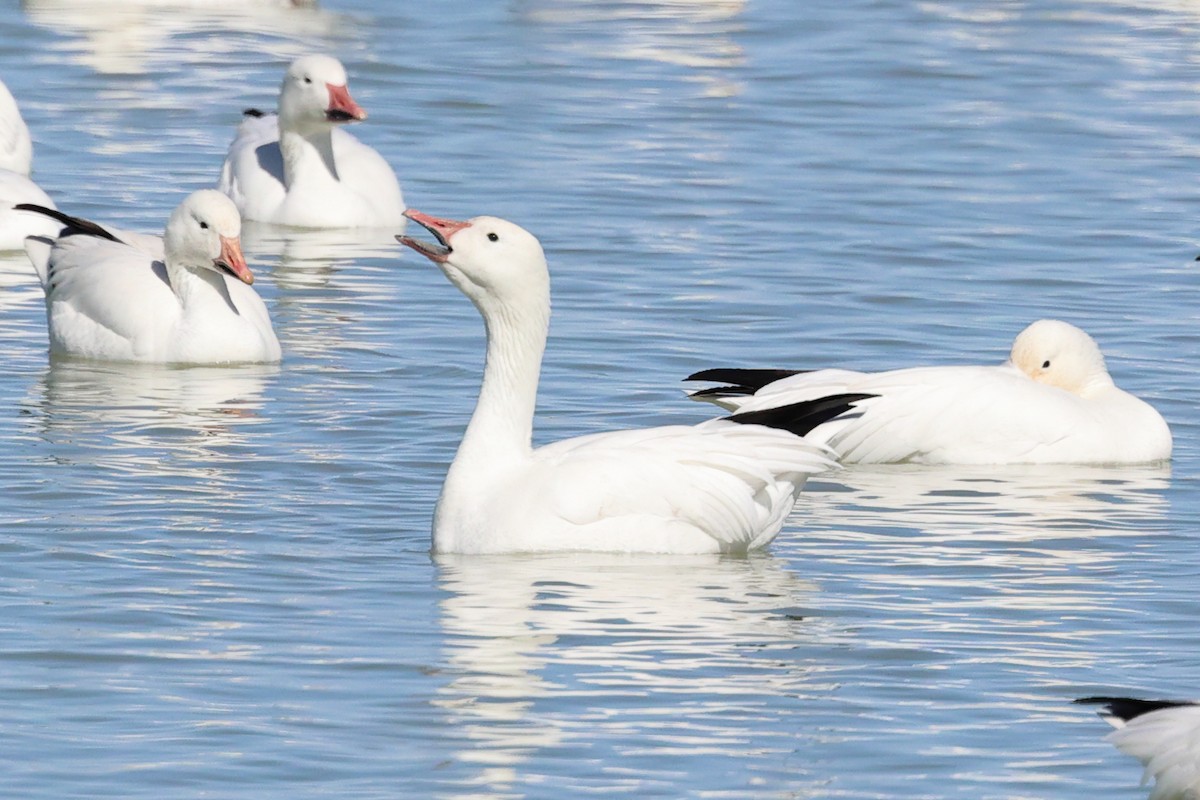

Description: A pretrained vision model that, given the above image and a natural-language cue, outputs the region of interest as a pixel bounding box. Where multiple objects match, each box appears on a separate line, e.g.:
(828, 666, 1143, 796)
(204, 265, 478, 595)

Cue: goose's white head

(397, 210, 549, 313)
(164, 190, 254, 285)
(277, 55, 366, 133)
(1009, 319, 1113, 396)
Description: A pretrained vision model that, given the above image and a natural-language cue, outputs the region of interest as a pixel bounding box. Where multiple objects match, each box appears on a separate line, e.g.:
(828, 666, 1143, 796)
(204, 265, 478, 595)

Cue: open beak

(396, 210, 472, 264)
(325, 83, 366, 122)
(214, 235, 254, 285)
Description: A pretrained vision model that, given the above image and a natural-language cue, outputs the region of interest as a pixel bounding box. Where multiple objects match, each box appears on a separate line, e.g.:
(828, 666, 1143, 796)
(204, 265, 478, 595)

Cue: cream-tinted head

(278, 55, 365, 132)
(1009, 319, 1112, 395)
(164, 190, 253, 284)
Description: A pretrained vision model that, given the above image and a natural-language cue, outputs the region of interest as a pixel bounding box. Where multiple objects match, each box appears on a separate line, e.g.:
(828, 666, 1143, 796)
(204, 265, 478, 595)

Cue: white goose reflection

(434, 553, 829, 795)
(21, 0, 335, 75)
(805, 464, 1169, 534)
(796, 463, 1171, 581)
(241, 222, 401, 290)
(241, 223, 401, 359)
(28, 359, 277, 477)
(520, 0, 746, 97)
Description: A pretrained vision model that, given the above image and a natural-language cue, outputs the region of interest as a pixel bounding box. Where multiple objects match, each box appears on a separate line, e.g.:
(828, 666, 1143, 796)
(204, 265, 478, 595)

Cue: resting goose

(686, 320, 1171, 465)
(1076, 696, 1200, 800)
(19, 190, 280, 364)
(217, 55, 404, 228)
(397, 210, 870, 554)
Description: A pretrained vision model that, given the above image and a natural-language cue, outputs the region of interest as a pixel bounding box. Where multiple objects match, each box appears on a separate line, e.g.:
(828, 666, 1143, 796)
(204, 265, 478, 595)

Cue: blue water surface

(0, 1, 1198, 797)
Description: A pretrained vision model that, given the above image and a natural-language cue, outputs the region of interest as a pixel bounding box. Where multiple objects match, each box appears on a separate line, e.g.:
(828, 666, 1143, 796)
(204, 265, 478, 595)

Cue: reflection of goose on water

(20, 0, 333, 75)
(435, 553, 827, 794)
(241, 221, 401, 288)
(29, 359, 277, 479)
(520, 0, 747, 97)
(239, 223, 402, 362)
(688, 320, 1172, 465)
(791, 462, 1171, 621)
(802, 462, 1170, 540)
(36, 359, 276, 430)
(1076, 696, 1200, 800)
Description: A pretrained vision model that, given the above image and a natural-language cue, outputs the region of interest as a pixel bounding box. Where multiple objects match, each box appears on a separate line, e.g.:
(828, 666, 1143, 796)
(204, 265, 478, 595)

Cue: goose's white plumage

(1077, 697, 1200, 800)
(688, 320, 1171, 465)
(397, 210, 862, 555)
(217, 55, 404, 228)
(0, 77, 59, 251)
(21, 190, 281, 364)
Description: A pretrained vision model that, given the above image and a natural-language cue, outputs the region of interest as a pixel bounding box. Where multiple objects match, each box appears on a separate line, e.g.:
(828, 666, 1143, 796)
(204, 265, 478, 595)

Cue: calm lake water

(1, 0, 1198, 797)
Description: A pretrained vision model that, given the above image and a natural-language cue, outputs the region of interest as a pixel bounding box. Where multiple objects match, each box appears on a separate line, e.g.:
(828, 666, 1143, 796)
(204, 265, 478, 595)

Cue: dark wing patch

(243, 108, 268, 118)
(685, 368, 808, 397)
(1075, 696, 1199, 722)
(727, 393, 876, 438)
(13, 204, 123, 244)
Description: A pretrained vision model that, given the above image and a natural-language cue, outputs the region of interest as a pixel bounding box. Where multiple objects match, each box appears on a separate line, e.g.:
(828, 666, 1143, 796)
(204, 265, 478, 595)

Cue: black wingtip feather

(690, 385, 757, 399)
(727, 393, 876, 438)
(12, 204, 123, 244)
(1074, 696, 1198, 722)
(686, 368, 808, 391)
(243, 108, 267, 118)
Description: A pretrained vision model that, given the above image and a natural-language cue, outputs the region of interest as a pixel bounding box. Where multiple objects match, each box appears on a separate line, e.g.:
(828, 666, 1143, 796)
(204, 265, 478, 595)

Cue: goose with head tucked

(686, 320, 1171, 465)
(0, 77, 60, 251)
(19, 190, 280, 364)
(1076, 696, 1200, 800)
(398, 210, 870, 555)
(218, 55, 404, 229)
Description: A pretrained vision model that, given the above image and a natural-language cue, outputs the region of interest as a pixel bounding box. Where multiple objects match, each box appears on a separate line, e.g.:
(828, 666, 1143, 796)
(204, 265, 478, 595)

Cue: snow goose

(686, 320, 1171, 465)
(0, 77, 60, 251)
(1076, 696, 1200, 800)
(397, 210, 871, 555)
(218, 55, 404, 228)
(19, 190, 281, 364)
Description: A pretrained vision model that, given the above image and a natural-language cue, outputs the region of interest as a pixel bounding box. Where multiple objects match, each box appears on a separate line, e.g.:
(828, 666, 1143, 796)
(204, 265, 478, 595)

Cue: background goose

(686, 320, 1171, 465)
(1076, 696, 1200, 800)
(217, 55, 405, 229)
(20, 190, 280, 364)
(0, 77, 59, 251)
(398, 209, 870, 555)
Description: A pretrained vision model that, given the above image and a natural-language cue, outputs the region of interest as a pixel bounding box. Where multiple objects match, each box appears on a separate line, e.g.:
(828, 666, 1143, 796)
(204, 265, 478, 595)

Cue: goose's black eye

(199, 221, 209, 230)
(1041, 360, 1050, 369)
(487, 232, 499, 242)
(304, 76, 312, 84)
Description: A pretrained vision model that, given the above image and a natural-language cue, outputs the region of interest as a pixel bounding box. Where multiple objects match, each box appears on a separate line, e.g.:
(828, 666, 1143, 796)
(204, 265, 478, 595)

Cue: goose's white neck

(456, 298, 550, 470)
(279, 126, 340, 191)
(435, 294, 549, 549)
(164, 257, 236, 315)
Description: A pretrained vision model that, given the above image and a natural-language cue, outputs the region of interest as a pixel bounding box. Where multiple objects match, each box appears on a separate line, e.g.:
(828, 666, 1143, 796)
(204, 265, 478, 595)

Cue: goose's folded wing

(39, 236, 178, 342)
(218, 112, 284, 212)
(694, 364, 1120, 464)
(530, 421, 835, 549)
(1105, 705, 1200, 798)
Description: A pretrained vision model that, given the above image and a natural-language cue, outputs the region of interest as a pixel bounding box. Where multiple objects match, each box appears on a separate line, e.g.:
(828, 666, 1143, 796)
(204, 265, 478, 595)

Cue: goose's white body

(689, 321, 1171, 465)
(398, 211, 855, 555)
(218, 55, 404, 228)
(0, 78, 59, 251)
(23, 190, 281, 365)
(1080, 697, 1200, 800)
